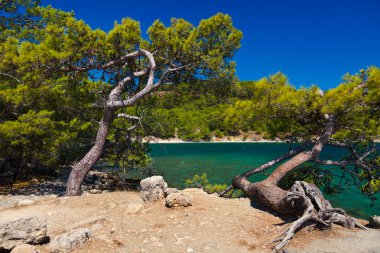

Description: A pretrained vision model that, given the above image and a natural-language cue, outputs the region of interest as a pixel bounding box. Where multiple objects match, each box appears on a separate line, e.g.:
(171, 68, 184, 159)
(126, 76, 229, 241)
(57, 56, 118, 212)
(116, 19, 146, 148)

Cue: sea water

(149, 142, 380, 219)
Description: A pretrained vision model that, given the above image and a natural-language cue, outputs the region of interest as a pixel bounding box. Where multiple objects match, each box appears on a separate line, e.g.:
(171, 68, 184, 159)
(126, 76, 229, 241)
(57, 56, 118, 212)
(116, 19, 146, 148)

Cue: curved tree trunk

(66, 108, 114, 196)
(231, 115, 367, 251)
(65, 49, 188, 196)
(232, 115, 335, 211)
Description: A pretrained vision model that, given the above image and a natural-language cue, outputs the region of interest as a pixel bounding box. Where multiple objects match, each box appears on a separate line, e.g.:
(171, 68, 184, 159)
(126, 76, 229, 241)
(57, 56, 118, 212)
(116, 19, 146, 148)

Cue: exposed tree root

(271, 181, 367, 252)
(229, 115, 376, 251)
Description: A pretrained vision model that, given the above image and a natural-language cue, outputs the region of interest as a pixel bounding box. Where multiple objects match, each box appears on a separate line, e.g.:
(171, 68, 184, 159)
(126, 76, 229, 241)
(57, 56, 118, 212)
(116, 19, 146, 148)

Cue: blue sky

(43, 0, 380, 90)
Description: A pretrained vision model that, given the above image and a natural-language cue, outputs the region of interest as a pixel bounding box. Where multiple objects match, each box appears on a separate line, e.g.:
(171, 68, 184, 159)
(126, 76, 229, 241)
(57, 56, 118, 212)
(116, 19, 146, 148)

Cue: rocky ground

(1, 187, 380, 253)
(0, 170, 138, 197)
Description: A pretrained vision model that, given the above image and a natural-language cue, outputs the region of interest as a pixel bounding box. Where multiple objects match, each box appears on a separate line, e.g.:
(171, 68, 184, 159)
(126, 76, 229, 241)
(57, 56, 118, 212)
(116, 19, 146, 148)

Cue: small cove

(149, 142, 380, 219)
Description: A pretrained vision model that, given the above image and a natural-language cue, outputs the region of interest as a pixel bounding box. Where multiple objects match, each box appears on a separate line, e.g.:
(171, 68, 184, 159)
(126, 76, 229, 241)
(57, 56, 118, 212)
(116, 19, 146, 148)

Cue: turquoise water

(149, 142, 379, 219)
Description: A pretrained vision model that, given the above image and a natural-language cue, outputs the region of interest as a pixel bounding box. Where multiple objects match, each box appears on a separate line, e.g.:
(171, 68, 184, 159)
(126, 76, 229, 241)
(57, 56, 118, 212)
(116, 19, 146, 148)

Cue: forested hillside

(141, 70, 380, 142)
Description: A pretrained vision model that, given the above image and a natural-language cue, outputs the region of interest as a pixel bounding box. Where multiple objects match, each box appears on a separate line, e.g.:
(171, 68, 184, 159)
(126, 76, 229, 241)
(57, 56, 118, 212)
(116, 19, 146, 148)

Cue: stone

(11, 244, 41, 253)
(201, 242, 217, 251)
(165, 193, 193, 208)
(140, 176, 168, 202)
(48, 228, 91, 253)
(369, 215, 380, 228)
(89, 189, 102, 194)
(164, 187, 179, 196)
(68, 216, 105, 230)
(82, 171, 117, 192)
(149, 236, 159, 242)
(17, 199, 35, 206)
(0, 215, 47, 250)
(124, 203, 143, 214)
(90, 223, 103, 231)
(152, 242, 164, 247)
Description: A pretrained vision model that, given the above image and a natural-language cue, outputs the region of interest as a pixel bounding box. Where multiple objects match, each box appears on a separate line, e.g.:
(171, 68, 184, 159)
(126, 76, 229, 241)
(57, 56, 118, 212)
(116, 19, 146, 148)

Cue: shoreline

(146, 140, 284, 144)
(144, 137, 380, 144)
(143, 136, 285, 144)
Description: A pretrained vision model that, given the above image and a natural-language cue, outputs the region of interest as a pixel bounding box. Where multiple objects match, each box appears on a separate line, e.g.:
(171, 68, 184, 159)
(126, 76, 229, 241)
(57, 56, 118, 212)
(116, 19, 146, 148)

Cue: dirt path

(1, 189, 379, 253)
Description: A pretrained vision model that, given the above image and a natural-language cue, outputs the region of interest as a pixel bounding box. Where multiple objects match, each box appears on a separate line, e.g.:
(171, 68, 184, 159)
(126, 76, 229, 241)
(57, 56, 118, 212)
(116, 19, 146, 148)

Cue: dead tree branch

(0, 72, 23, 84)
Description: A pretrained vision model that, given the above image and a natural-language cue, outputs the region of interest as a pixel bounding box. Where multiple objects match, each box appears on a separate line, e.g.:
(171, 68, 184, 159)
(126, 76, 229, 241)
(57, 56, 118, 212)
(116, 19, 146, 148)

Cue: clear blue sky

(43, 0, 380, 90)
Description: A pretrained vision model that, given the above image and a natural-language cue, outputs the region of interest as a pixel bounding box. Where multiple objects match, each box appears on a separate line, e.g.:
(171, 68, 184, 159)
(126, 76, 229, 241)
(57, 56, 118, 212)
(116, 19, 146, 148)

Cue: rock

(150, 236, 159, 242)
(82, 171, 117, 192)
(140, 176, 168, 202)
(165, 193, 193, 208)
(152, 242, 164, 247)
(0, 216, 48, 250)
(68, 216, 105, 230)
(11, 244, 41, 253)
(124, 203, 143, 214)
(90, 223, 103, 231)
(17, 199, 35, 206)
(369, 215, 380, 228)
(49, 228, 91, 253)
(201, 242, 216, 251)
(89, 189, 102, 194)
(164, 187, 179, 196)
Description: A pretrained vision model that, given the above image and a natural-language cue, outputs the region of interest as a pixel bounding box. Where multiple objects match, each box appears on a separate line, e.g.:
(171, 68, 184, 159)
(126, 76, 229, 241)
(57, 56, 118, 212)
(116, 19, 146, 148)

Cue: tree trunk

(65, 108, 115, 196)
(64, 49, 187, 196)
(233, 115, 335, 211)
(232, 115, 367, 251)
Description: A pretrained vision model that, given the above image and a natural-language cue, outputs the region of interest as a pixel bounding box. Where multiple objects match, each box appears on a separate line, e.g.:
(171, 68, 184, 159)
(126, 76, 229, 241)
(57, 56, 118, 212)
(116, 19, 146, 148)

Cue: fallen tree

(222, 69, 380, 251)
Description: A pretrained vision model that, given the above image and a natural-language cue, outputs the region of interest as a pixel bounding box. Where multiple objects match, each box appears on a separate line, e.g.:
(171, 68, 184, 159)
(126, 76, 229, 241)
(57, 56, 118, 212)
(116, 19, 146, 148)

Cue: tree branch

(117, 113, 140, 120)
(117, 114, 141, 132)
(313, 159, 354, 166)
(242, 143, 311, 178)
(63, 50, 142, 72)
(0, 72, 23, 84)
(153, 64, 191, 87)
(220, 143, 311, 197)
(359, 147, 379, 161)
(107, 61, 190, 109)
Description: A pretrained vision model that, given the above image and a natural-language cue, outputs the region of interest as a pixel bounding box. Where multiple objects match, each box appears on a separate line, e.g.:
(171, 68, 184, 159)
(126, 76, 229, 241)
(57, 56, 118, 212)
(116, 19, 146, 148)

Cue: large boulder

(369, 215, 380, 228)
(49, 228, 91, 253)
(165, 193, 193, 208)
(140, 176, 168, 202)
(0, 215, 47, 250)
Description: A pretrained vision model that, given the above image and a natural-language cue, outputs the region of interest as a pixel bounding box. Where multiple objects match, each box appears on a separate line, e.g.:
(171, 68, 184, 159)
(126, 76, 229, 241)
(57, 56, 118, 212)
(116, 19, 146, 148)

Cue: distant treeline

(139, 72, 324, 141)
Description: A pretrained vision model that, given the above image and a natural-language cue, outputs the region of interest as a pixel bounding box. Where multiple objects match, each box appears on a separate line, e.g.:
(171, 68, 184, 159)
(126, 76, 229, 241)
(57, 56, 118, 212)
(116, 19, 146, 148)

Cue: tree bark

(231, 115, 367, 251)
(65, 108, 114, 196)
(233, 115, 335, 210)
(65, 49, 189, 196)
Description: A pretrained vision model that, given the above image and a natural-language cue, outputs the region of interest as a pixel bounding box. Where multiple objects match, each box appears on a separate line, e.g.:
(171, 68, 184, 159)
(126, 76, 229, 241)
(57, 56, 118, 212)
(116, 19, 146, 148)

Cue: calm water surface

(149, 142, 379, 219)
